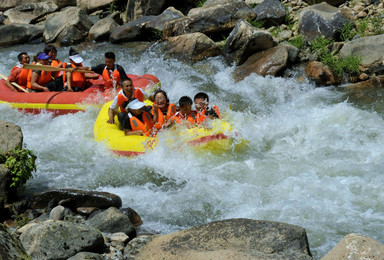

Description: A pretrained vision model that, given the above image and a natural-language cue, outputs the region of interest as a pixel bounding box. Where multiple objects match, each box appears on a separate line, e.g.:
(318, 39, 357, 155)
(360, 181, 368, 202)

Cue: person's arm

(107, 107, 116, 124)
(91, 64, 105, 75)
(124, 129, 144, 136)
(117, 65, 128, 81)
(30, 71, 49, 92)
(5, 79, 18, 91)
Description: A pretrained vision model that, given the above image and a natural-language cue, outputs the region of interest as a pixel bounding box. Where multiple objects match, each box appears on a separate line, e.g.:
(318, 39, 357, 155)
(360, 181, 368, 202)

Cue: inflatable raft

(0, 74, 160, 116)
(93, 101, 234, 157)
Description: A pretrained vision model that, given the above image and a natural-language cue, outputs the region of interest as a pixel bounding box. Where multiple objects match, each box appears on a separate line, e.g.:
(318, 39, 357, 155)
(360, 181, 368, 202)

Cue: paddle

(23, 64, 93, 74)
(0, 73, 29, 93)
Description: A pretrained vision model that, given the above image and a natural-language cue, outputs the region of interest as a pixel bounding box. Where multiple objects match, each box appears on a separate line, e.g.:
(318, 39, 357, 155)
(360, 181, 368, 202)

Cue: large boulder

(146, 7, 184, 32)
(136, 218, 312, 259)
(298, 2, 349, 40)
(110, 15, 156, 43)
(3, 2, 59, 24)
(0, 23, 43, 46)
(43, 6, 93, 46)
(0, 224, 30, 260)
(77, 0, 115, 13)
(164, 32, 221, 62)
(123, 0, 167, 22)
(0, 120, 23, 154)
(303, 0, 347, 6)
(31, 188, 122, 210)
(305, 61, 337, 85)
(321, 233, 384, 260)
(224, 20, 277, 66)
(163, 1, 257, 38)
(19, 220, 104, 260)
(0, 0, 75, 11)
(253, 0, 286, 27)
(87, 207, 135, 236)
(88, 16, 119, 41)
(233, 45, 289, 81)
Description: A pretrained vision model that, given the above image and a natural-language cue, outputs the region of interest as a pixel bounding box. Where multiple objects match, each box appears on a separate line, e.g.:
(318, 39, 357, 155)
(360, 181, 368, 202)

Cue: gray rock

(0, 0, 75, 11)
(3, 2, 59, 24)
(303, 0, 347, 6)
(31, 188, 122, 210)
(77, 0, 115, 14)
(0, 164, 11, 205)
(67, 251, 105, 260)
(89, 17, 119, 41)
(164, 32, 222, 62)
(123, 235, 155, 260)
(109, 15, 156, 43)
(298, 2, 349, 40)
(123, 0, 167, 22)
(253, 0, 286, 27)
(0, 120, 23, 153)
(49, 205, 65, 220)
(43, 6, 93, 45)
(87, 207, 135, 235)
(146, 7, 184, 32)
(233, 45, 289, 81)
(164, 1, 257, 38)
(224, 20, 277, 66)
(136, 218, 312, 260)
(0, 223, 31, 260)
(19, 220, 104, 260)
(321, 233, 384, 260)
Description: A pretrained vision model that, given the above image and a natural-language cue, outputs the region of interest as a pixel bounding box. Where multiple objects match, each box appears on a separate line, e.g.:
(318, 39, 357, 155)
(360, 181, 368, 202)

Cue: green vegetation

(339, 16, 384, 42)
(0, 148, 36, 188)
(195, 0, 207, 8)
(310, 36, 361, 77)
(108, 2, 117, 13)
(248, 18, 265, 28)
(288, 35, 304, 49)
(339, 21, 356, 42)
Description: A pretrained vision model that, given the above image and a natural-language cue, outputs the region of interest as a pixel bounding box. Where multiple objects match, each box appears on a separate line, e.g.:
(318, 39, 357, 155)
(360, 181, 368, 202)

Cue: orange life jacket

(172, 111, 198, 125)
(152, 103, 177, 130)
(116, 89, 145, 113)
(63, 63, 85, 88)
(50, 59, 62, 78)
(128, 111, 155, 136)
(102, 66, 121, 89)
(27, 68, 52, 89)
(197, 105, 221, 123)
(10, 65, 29, 90)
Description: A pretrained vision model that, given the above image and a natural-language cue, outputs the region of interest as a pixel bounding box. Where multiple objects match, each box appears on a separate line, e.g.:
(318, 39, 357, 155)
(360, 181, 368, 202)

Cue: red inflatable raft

(0, 74, 160, 116)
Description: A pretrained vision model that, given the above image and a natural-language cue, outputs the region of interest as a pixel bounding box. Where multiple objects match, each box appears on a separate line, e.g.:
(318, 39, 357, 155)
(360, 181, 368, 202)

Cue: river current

(1, 43, 384, 258)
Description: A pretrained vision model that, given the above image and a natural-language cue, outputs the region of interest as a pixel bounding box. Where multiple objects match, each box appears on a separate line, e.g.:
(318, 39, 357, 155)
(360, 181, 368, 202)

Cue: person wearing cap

(107, 78, 147, 124)
(26, 52, 63, 92)
(5, 52, 30, 92)
(63, 48, 94, 92)
(119, 98, 154, 136)
(91, 52, 129, 89)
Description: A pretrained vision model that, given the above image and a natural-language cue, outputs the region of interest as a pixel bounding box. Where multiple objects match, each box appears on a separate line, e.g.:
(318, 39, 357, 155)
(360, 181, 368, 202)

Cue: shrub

(0, 148, 37, 188)
(288, 35, 304, 49)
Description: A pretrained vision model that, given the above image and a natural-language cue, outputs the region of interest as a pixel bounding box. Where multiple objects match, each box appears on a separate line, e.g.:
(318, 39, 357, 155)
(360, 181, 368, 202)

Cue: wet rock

(31, 189, 122, 210)
(0, 224, 30, 260)
(345, 75, 384, 89)
(164, 1, 256, 38)
(164, 32, 221, 62)
(3, 2, 59, 24)
(305, 61, 337, 85)
(76, 206, 99, 216)
(123, 0, 167, 22)
(43, 6, 93, 45)
(146, 7, 184, 32)
(19, 220, 104, 260)
(136, 218, 312, 260)
(109, 15, 156, 43)
(224, 20, 277, 66)
(121, 207, 143, 227)
(233, 44, 289, 81)
(298, 2, 350, 40)
(253, 0, 286, 27)
(89, 17, 119, 41)
(321, 233, 384, 260)
(123, 234, 155, 260)
(87, 207, 135, 236)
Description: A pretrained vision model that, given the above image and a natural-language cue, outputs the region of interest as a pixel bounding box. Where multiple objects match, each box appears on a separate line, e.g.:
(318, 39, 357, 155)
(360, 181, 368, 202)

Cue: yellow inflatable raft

(93, 101, 235, 156)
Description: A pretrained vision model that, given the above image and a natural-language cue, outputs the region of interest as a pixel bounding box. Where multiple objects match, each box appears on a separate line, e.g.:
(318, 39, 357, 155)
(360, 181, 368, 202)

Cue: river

(1, 42, 384, 258)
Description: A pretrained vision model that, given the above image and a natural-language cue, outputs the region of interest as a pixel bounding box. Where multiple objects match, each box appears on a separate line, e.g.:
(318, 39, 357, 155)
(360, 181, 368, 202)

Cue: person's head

(17, 52, 30, 64)
(126, 98, 146, 116)
(36, 52, 51, 65)
(104, 52, 116, 69)
(179, 96, 193, 115)
(121, 78, 133, 95)
(68, 47, 84, 65)
(154, 90, 169, 110)
(194, 92, 209, 112)
(44, 45, 57, 60)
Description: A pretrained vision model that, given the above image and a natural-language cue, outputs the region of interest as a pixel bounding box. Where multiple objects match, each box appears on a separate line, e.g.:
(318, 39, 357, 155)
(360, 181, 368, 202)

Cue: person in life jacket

(107, 78, 148, 125)
(44, 45, 63, 79)
(194, 92, 220, 123)
(120, 99, 154, 136)
(62, 47, 95, 92)
(151, 90, 177, 130)
(91, 52, 129, 89)
(163, 96, 199, 129)
(27, 52, 64, 92)
(5, 52, 30, 92)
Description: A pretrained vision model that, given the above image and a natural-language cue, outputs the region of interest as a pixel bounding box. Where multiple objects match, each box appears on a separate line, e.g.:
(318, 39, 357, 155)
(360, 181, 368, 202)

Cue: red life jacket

(102, 66, 121, 89)
(128, 111, 155, 136)
(63, 63, 86, 88)
(152, 103, 177, 130)
(116, 89, 146, 113)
